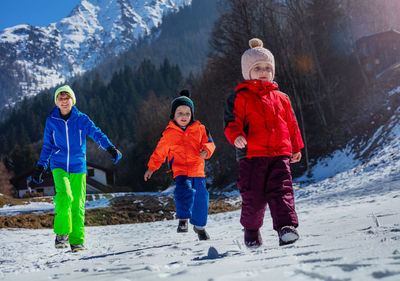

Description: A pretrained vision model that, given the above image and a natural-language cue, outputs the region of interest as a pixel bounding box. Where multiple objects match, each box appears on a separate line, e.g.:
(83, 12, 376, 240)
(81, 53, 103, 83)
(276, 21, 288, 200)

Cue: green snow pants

(52, 168, 86, 245)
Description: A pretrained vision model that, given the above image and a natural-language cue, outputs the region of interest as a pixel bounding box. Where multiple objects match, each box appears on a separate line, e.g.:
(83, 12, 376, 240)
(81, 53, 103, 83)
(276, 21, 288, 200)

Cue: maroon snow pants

(237, 156, 298, 231)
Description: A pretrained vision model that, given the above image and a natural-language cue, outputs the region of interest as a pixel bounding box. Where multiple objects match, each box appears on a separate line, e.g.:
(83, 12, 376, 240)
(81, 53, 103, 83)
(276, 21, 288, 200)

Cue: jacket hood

(50, 106, 79, 118)
(166, 120, 200, 131)
(235, 80, 279, 94)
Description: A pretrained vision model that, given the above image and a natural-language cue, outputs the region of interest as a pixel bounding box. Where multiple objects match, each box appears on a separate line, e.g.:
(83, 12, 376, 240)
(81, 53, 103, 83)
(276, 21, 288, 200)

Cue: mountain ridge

(0, 0, 192, 108)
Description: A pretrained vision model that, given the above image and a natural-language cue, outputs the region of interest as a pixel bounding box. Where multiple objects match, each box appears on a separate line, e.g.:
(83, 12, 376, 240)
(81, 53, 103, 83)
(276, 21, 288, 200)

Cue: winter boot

(244, 229, 262, 248)
(55, 234, 69, 249)
(278, 226, 299, 246)
(177, 219, 189, 233)
(70, 244, 86, 253)
(193, 226, 210, 240)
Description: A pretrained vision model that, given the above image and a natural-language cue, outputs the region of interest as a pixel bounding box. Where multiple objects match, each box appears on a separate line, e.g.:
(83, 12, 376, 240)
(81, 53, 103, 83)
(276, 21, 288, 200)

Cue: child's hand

(107, 146, 122, 164)
(290, 152, 302, 163)
(234, 136, 247, 149)
(31, 165, 45, 184)
(200, 149, 208, 158)
(144, 169, 154, 181)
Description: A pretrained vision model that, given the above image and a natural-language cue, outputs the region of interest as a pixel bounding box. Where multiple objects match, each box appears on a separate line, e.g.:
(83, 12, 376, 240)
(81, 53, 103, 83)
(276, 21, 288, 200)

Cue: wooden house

(356, 29, 400, 78)
(10, 162, 114, 198)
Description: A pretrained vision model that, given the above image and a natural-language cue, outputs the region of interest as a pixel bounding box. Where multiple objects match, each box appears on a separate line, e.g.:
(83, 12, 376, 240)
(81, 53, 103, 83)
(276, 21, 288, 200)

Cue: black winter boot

(55, 234, 69, 249)
(70, 244, 87, 253)
(193, 226, 210, 240)
(177, 219, 188, 233)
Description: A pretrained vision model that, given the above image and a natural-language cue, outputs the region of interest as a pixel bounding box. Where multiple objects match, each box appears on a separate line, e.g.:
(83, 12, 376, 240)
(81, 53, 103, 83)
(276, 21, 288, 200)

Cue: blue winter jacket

(37, 106, 114, 173)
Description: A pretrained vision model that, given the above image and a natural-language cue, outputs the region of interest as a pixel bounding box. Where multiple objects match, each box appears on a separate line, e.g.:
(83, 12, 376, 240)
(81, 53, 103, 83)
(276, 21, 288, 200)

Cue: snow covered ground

(0, 180, 399, 281)
(0, 190, 175, 216)
(1, 155, 399, 281)
(1, 109, 400, 280)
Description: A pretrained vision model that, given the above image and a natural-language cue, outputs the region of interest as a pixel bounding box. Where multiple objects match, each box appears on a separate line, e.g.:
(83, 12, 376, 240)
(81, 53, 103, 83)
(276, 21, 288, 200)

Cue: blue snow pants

(174, 176, 209, 227)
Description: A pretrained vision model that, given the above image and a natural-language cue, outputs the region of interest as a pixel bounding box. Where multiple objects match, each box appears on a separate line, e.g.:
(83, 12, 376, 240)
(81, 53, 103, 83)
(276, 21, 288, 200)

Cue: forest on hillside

(1, 0, 399, 194)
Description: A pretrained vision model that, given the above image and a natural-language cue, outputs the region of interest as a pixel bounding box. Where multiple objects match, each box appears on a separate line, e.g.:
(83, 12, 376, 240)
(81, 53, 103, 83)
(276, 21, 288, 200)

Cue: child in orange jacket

(144, 89, 215, 240)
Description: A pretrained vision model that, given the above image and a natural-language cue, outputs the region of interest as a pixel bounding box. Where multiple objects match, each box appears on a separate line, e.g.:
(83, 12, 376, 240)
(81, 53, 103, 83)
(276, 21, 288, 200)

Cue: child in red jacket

(224, 38, 304, 247)
(144, 89, 215, 240)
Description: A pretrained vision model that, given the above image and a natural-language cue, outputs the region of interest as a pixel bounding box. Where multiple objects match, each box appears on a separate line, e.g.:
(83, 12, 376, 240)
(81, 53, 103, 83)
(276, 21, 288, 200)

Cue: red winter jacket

(148, 121, 215, 178)
(224, 80, 304, 159)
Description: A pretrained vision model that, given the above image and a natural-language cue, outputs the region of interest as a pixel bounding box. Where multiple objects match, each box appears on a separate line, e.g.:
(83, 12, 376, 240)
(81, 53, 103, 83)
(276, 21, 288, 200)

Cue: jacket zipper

(79, 130, 82, 146)
(65, 120, 70, 173)
(51, 116, 70, 173)
(256, 92, 270, 151)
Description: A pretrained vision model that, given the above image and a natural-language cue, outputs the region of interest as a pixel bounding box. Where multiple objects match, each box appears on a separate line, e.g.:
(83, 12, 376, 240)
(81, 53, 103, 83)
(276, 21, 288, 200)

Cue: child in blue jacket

(32, 85, 122, 252)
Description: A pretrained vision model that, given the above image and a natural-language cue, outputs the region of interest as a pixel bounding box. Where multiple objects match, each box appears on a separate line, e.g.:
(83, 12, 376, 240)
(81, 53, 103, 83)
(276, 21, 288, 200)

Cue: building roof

(87, 161, 113, 174)
(356, 29, 400, 44)
(87, 177, 112, 193)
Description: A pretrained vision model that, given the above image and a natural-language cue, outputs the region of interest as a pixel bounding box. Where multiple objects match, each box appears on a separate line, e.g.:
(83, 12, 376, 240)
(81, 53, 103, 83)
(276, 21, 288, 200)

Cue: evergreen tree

(304, 0, 351, 116)
(0, 135, 8, 155)
(0, 59, 185, 190)
(11, 144, 38, 175)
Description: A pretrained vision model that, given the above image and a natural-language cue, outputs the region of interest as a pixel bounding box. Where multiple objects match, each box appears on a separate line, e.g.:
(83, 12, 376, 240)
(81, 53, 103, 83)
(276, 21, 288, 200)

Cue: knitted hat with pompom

(170, 89, 194, 121)
(241, 38, 275, 81)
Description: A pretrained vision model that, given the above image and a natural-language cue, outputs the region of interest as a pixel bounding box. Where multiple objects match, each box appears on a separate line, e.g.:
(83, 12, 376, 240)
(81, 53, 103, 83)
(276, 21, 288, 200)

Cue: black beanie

(170, 89, 195, 121)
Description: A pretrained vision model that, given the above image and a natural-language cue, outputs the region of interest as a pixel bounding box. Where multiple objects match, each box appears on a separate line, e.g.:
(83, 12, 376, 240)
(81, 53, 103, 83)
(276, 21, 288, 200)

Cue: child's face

(174, 105, 191, 127)
(56, 92, 73, 115)
(249, 62, 273, 82)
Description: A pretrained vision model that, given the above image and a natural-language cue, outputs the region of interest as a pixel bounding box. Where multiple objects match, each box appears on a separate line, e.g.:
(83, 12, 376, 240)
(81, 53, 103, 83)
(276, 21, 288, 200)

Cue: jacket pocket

(79, 130, 82, 146)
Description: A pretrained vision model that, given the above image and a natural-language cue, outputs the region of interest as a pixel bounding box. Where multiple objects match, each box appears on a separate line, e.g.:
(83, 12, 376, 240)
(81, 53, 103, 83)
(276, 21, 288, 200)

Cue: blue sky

(0, 1, 82, 31)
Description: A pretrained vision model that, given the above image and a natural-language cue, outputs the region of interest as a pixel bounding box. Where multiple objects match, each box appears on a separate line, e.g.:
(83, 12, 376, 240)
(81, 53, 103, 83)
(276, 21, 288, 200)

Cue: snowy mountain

(0, 0, 191, 108)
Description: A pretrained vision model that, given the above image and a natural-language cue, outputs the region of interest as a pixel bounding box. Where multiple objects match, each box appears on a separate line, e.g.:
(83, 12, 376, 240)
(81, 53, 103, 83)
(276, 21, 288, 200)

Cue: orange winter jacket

(147, 121, 215, 178)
